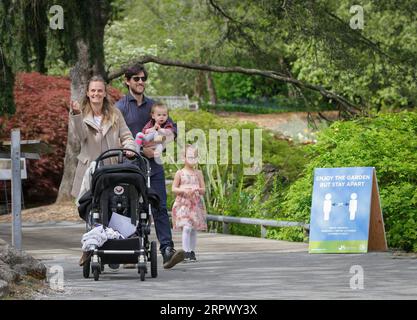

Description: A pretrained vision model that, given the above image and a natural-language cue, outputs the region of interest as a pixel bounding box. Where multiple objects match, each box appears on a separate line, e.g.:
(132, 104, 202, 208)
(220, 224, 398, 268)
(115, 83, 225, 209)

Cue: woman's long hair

(80, 75, 117, 127)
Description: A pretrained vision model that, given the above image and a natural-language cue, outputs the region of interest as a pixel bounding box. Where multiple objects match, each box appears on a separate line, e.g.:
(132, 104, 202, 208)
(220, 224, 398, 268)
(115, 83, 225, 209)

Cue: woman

(70, 75, 136, 199)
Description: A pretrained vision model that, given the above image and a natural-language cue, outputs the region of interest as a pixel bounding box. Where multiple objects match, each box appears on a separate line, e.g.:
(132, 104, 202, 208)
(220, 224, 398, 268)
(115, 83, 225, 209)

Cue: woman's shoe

(79, 251, 92, 266)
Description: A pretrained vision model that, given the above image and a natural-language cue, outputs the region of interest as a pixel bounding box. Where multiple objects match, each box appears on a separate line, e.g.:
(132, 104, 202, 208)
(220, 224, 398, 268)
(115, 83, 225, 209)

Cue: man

(116, 65, 185, 269)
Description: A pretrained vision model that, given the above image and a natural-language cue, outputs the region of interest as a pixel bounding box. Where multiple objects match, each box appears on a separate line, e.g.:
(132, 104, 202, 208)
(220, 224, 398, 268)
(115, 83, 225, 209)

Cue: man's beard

(130, 86, 144, 96)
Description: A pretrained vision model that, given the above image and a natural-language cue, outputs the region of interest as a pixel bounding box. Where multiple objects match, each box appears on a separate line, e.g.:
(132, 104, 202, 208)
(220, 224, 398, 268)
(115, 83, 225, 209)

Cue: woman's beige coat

(70, 108, 136, 198)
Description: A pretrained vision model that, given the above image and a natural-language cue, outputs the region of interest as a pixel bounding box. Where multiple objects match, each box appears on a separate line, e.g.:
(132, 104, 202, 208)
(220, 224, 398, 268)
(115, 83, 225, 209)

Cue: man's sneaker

(190, 251, 197, 261)
(162, 247, 185, 269)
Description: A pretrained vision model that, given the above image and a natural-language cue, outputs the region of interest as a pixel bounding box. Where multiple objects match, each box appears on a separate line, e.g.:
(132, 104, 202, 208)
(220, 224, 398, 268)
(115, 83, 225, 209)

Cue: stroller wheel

(139, 267, 146, 281)
(83, 259, 91, 279)
(150, 241, 158, 278)
(93, 267, 100, 281)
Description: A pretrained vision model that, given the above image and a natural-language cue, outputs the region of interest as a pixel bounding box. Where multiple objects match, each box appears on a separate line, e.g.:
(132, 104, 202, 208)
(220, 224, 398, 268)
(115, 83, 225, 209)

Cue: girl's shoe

(183, 252, 191, 262)
(190, 251, 197, 261)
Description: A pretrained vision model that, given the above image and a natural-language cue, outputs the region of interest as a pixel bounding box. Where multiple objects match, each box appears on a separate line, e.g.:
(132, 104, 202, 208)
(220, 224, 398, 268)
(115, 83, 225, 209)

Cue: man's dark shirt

(116, 93, 176, 175)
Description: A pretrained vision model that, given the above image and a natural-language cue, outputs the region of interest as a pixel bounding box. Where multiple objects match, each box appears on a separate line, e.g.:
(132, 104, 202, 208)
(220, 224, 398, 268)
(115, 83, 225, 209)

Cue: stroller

(78, 148, 160, 281)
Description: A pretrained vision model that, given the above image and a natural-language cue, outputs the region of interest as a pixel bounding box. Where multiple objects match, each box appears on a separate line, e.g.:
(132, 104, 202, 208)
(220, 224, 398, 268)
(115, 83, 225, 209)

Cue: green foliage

(0, 50, 15, 115)
(212, 73, 288, 101)
(282, 111, 417, 251)
(105, 0, 218, 97)
(213, 73, 256, 101)
(3, 1, 417, 115)
(201, 98, 334, 114)
(166, 109, 309, 238)
(104, 18, 160, 94)
(291, 0, 417, 110)
(168, 109, 308, 182)
(101, 0, 416, 110)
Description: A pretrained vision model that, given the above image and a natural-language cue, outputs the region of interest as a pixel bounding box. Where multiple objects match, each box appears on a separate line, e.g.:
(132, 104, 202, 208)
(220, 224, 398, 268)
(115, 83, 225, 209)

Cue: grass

(1, 275, 49, 300)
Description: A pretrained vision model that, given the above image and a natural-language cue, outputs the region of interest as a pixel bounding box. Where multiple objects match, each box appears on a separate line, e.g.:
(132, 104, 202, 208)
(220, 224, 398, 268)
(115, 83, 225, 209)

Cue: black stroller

(78, 148, 160, 281)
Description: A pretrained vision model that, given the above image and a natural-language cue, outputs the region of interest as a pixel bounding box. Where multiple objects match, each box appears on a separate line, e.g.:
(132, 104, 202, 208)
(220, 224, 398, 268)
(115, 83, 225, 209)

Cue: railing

(206, 214, 310, 238)
(168, 211, 309, 238)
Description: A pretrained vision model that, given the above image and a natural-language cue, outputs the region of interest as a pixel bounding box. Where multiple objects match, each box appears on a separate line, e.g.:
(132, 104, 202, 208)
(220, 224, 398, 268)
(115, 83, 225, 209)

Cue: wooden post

(11, 129, 22, 250)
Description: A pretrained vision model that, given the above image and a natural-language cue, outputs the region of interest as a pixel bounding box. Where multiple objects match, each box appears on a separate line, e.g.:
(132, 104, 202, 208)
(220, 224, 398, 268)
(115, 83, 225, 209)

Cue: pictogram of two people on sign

(323, 193, 358, 221)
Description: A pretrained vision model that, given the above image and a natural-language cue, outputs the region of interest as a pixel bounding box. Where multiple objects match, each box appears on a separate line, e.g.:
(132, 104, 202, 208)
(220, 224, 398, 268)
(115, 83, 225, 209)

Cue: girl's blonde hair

(183, 144, 199, 160)
(81, 75, 117, 126)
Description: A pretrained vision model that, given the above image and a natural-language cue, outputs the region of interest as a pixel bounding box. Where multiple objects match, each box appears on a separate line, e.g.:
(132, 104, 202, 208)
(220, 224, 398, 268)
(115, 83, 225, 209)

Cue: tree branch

(208, 0, 237, 23)
(107, 55, 360, 113)
(323, 10, 412, 76)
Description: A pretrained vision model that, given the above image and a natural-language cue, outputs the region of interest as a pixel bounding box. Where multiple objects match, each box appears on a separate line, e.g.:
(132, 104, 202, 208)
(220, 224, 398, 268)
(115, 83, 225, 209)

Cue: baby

(135, 103, 175, 163)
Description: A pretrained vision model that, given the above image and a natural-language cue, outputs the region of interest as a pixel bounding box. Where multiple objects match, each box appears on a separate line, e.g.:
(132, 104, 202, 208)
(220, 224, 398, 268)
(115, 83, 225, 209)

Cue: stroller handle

(94, 148, 150, 174)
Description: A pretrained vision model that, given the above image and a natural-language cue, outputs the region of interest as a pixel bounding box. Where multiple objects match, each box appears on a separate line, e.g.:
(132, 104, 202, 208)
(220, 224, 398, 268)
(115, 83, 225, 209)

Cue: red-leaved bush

(0, 72, 123, 205)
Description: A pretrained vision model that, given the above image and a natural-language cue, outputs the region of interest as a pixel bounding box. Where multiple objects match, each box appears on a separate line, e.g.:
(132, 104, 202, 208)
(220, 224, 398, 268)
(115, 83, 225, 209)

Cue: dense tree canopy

(1, 1, 415, 116)
(101, 0, 416, 114)
(0, 0, 416, 202)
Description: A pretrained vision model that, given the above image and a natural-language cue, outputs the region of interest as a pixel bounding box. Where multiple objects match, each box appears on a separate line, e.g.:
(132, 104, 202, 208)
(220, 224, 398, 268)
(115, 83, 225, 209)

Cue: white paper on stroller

(108, 212, 136, 238)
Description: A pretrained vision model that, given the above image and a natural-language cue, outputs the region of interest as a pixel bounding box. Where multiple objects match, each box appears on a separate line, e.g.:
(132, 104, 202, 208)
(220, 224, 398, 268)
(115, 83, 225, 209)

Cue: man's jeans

(150, 169, 174, 253)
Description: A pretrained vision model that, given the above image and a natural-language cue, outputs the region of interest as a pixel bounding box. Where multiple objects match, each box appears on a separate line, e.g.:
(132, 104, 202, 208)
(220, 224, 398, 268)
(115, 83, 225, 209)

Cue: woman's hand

(70, 100, 81, 115)
(125, 150, 136, 158)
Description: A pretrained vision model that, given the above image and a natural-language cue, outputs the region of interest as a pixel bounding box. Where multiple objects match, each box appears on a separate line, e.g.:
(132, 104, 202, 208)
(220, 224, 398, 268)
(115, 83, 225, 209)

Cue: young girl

(171, 145, 207, 261)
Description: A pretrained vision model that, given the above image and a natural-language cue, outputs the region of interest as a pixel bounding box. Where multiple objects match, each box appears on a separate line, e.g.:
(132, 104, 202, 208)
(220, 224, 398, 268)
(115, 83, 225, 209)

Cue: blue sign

(309, 167, 375, 253)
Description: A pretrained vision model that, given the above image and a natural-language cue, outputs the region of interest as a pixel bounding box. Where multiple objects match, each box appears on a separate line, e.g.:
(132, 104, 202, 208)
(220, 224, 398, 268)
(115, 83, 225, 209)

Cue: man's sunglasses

(131, 76, 147, 82)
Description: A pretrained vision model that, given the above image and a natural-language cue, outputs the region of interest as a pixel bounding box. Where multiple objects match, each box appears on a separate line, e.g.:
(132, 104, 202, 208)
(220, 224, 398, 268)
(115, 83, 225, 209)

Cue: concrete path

(1, 222, 416, 300)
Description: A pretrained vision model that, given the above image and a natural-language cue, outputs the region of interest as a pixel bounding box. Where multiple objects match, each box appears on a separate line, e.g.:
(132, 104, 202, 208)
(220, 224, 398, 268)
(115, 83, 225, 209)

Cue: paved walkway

(1, 222, 416, 300)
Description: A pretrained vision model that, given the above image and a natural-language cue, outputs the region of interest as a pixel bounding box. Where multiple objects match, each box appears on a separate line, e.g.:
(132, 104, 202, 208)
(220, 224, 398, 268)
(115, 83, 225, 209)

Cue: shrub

(201, 97, 334, 114)
(281, 111, 417, 251)
(168, 109, 309, 238)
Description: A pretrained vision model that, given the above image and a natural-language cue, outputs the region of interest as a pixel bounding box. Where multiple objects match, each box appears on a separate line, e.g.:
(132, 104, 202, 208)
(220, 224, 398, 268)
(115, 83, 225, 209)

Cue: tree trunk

(56, 40, 89, 203)
(32, 1, 48, 74)
(0, 46, 15, 115)
(205, 72, 218, 105)
(194, 71, 205, 100)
